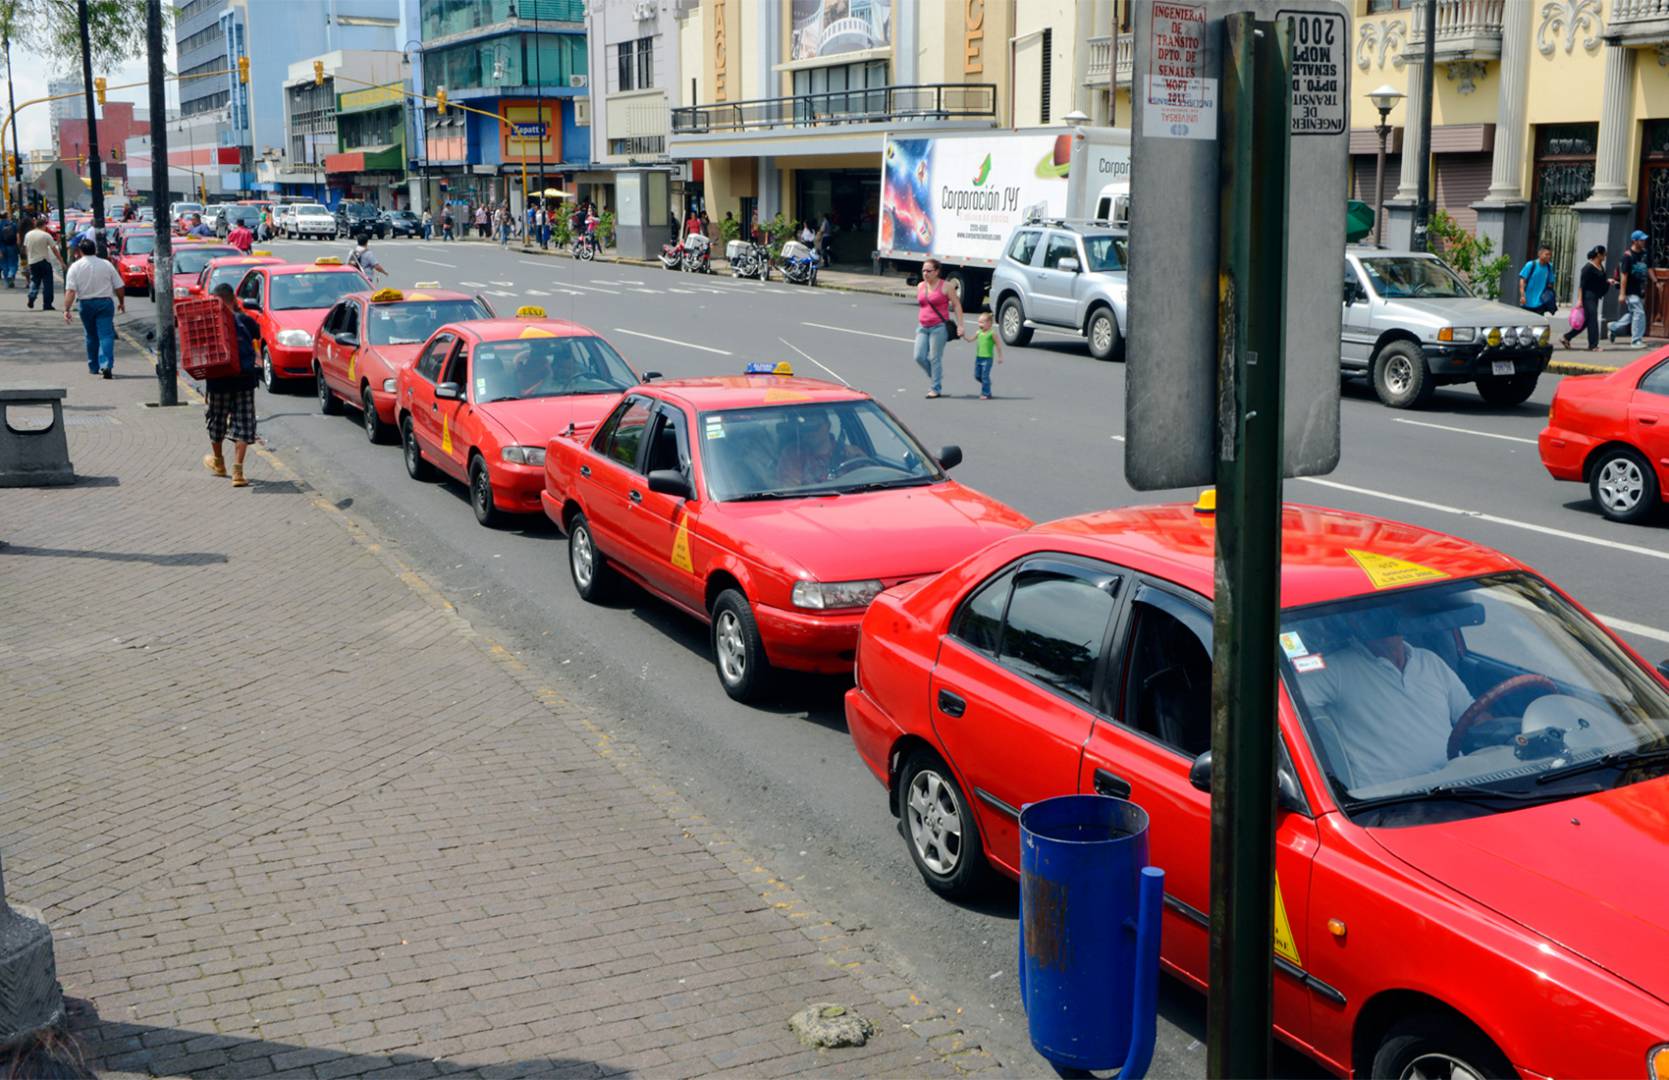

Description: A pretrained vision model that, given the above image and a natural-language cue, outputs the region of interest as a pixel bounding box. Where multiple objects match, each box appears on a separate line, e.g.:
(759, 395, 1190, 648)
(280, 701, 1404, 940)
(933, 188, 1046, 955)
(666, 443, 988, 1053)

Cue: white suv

(284, 204, 336, 240)
(989, 221, 1130, 361)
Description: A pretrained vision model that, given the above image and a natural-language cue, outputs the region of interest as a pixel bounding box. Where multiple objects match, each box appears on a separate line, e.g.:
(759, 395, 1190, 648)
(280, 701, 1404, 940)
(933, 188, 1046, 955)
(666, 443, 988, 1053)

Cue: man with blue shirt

(1518, 245, 1556, 315)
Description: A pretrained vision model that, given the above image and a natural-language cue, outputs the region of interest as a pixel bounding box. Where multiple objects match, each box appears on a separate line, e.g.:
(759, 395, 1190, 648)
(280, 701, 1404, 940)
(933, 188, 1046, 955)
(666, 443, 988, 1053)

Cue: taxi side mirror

(647, 469, 694, 500)
(434, 382, 462, 400)
(337, 333, 358, 348)
(242, 298, 262, 311)
(1189, 750, 1304, 812)
(1657, 658, 1669, 682)
(937, 444, 963, 471)
(642, 371, 663, 383)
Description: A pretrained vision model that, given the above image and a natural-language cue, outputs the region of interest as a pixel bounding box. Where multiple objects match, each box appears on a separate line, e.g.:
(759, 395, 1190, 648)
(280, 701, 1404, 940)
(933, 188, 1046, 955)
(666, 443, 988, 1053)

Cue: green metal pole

(1207, 12, 1291, 1078)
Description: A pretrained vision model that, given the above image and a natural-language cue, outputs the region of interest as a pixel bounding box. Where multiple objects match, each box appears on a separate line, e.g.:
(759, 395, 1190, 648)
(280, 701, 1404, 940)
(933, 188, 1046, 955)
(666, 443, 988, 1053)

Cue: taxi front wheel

(568, 513, 617, 602)
(1370, 1012, 1513, 1079)
(711, 589, 773, 702)
(470, 457, 501, 528)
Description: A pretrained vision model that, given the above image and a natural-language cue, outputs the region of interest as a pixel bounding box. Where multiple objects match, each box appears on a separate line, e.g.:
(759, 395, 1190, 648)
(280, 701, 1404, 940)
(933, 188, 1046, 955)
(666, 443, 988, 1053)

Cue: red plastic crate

(175, 297, 244, 381)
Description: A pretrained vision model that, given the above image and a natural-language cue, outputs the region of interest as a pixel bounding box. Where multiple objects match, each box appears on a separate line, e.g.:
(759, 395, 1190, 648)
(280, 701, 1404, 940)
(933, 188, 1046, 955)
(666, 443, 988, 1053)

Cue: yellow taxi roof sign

(1193, 488, 1216, 515)
(515, 305, 547, 319)
(774, 361, 794, 376)
(314, 256, 343, 265)
(251, 249, 271, 256)
(370, 288, 405, 303)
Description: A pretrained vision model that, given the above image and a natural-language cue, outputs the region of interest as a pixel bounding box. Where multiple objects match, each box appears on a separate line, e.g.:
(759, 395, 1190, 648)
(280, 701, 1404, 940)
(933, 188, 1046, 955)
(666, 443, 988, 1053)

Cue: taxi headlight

(501, 445, 546, 466)
(792, 579, 884, 610)
(276, 329, 313, 348)
(1650, 1044, 1669, 1080)
(1436, 326, 1475, 343)
(382, 378, 397, 393)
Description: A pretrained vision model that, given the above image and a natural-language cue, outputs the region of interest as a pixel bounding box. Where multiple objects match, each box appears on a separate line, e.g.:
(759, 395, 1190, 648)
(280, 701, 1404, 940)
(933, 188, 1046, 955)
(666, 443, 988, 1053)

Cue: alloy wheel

(362, 388, 378, 440)
(1091, 313, 1114, 353)
(714, 610, 746, 685)
(570, 525, 595, 589)
(905, 769, 963, 876)
(1385, 354, 1414, 397)
(1596, 457, 1644, 513)
(1002, 305, 1020, 337)
(1399, 1053, 1486, 1080)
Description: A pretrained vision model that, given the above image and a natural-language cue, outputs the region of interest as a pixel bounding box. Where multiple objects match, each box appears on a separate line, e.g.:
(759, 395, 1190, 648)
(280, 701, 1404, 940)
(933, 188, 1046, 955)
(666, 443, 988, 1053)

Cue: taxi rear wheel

(361, 386, 390, 444)
(1370, 1013, 1514, 1080)
(400, 416, 433, 481)
(897, 750, 991, 900)
(568, 513, 617, 602)
(315, 364, 339, 415)
(711, 589, 773, 702)
(1589, 445, 1659, 524)
(470, 457, 501, 528)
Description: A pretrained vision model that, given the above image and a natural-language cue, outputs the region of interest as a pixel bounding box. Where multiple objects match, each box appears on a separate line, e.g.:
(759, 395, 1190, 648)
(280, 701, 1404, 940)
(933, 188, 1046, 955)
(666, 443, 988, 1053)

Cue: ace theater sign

(499, 100, 561, 161)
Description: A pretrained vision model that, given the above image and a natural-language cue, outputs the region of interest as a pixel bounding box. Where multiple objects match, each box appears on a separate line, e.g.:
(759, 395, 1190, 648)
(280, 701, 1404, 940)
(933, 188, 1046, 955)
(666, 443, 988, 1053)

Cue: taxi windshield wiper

(1342, 781, 1585, 812)
(727, 487, 837, 502)
(837, 476, 938, 494)
(1532, 743, 1669, 785)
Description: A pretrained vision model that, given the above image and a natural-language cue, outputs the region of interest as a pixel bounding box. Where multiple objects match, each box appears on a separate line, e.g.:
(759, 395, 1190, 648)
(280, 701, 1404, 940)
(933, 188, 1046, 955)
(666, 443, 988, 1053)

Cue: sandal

(925, 391, 940, 398)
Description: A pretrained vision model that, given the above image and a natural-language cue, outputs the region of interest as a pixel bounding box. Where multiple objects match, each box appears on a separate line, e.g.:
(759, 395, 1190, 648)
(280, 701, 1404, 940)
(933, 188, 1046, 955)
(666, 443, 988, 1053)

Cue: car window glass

(341, 303, 360, 339)
(416, 333, 454, 381)
(591, 399, 631, 453)
(322, 304, 344, 336)
(1043, 235, 1079, 270)
(643, 408, 689, 475)
(236, 272, 262, 302)
(1007, 230, 1041, 265)
(951, 568, 1016, 654)
(1639, 359, 1669, 397)
(996, 571, 1117, 703)
(1083, 235, 1126, 272)
(606, 398, 653, 468)
(473, 336, 638, 403)
(1120, 591, 1213, 757)
(443, 342, 469, 386)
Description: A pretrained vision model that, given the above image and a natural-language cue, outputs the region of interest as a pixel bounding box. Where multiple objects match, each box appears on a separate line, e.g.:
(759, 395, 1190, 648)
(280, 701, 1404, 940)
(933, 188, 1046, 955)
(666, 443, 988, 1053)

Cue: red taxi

(233, 257, 370, 392)
(146, 241, 238, 299)
(315, 286, 494, 443)
(396, 307, 639, 527)
(1539, 349, 1669, 524)
(845, 499, 1669, 1078)
(113, 228, 156, 294)
(541, 370, 1033, 701)
(182, 251, 282, 301)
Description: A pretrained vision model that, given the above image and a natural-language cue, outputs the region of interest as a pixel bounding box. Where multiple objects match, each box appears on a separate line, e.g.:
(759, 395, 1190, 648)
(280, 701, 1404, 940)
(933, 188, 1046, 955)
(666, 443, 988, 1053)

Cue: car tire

(260, 342, 281, 393)
(1369, 1012, 1514, 1080)
(1372, 341, 1434, 408)
(567, 512, 617, 602)
(896, 749, 993, 900)
(1475, 373, 1539, 407)
(400, 415, 433, 481)
(998, 295, 1033, 346)
(710, 588, 773, 702)
(469, 456, 501, 528)
(315, 363, 339, 414)
(1087, 306, 1122, 361)
(361, 385, 390, 444)
(1589, 445, 1660, 524)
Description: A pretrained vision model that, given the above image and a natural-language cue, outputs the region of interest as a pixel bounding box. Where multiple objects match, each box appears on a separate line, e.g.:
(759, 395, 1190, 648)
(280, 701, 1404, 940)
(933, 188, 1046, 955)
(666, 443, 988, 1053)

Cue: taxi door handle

(1093, 768, 1132, 799)
(580, 465, 591, 478)
(629, 490, 642, 504)
(936, 689, 965, 718)
(1641, 415, 1658, 425)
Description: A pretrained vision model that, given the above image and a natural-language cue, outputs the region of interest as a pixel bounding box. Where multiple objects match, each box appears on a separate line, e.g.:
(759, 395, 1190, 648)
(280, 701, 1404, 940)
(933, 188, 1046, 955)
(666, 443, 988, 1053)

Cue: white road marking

(612, 328, 732, 355)
(802, 321, 915, 344)
(1596, 614, 1669, 644)
(459, 280, 487, 287)
(630, 288, 661, 294)
(778, 338, 849, 386)
(1294, 476, 1669, 563)
(554, 281, 621, 295)
(486, 290, 516, 297)
(525, 288, 550, 296)
(667, 288, 696, 294)
(518, 259, 556, 269)
(491, 280, 514, 286)
(415, 258, 455, 268)
(1392, 418, 1538, 445)
(616, 279, 644, 285)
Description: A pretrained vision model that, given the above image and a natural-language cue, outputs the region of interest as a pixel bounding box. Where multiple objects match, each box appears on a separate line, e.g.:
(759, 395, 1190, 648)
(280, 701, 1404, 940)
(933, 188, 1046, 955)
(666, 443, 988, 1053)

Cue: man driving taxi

(776, 411, 857, 487)
(1292, 608, 1477, 791)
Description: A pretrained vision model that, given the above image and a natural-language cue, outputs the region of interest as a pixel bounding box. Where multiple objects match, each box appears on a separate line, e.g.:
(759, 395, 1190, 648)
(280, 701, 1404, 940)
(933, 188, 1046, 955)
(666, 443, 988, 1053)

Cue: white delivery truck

(876, 125, 1130, 307)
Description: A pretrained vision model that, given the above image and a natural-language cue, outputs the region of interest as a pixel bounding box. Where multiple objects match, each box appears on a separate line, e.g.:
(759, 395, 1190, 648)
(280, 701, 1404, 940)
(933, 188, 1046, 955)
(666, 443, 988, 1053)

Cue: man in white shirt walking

(23, 216, 65, 311)
(63, 238, 127, 378)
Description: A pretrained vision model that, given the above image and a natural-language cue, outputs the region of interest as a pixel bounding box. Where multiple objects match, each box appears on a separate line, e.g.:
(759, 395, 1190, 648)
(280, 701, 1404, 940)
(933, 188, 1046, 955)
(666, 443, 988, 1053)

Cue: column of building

(1574, 44, 1640, 318)
(1472, 0, 1532, 300)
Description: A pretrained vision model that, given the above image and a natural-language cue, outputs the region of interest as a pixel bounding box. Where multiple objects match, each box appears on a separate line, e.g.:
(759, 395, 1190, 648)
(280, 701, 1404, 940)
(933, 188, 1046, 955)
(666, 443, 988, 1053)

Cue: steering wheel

(1446, 674, 1558, 759)
(832, 455, 900, 477)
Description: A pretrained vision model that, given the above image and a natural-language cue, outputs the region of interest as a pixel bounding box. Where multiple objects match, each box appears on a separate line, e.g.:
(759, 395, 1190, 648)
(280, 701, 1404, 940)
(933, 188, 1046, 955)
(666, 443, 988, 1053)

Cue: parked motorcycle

(779, 240, 821, 286)
(726, 239, 771, 281)
(659, 238, 685, 271)
(572, 233, 598, 261)
(680, 232, 712, 274)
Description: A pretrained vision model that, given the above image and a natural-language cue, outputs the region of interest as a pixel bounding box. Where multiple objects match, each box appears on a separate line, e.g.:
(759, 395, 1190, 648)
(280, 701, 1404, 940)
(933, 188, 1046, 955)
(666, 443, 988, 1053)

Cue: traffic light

(312, 60, 324, 86)
(238, 55, 249, 85)
(436, 86, 448, 115)
(110, 146, 121, 162)
(95, 77, 107, 105)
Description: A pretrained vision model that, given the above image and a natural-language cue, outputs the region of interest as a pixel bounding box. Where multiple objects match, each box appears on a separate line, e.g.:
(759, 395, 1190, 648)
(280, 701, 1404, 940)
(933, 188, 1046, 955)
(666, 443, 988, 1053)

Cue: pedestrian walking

(227, 218, 254, 254)
(538, 205, 551, 250)
(971, 309, 1003, 400)
(913, 258, 963, 399)
(204, 283, 262, 488)
(348, 234, 389, 281)
(0, 213, 19, 288)
(475, 204, 488, 238)
(1609, 230, 1650, 347)
(818, 212, 833, 263)
(1518, 245, 1557, 315)
(421, 209, 433, 240)
(63, 238, 126, 378)
(684, 209, 703, 239)
(24, 215, 65, 311)
(1561, 245, 1609, 351)
(442, 207, 454, 241)
(799, 220, 816, 247)
(496, 205, 511, 247)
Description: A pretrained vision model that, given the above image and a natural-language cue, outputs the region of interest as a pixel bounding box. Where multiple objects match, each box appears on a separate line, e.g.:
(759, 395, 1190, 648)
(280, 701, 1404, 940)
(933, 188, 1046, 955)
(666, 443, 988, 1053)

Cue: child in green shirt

(973, 311, 1003, 400)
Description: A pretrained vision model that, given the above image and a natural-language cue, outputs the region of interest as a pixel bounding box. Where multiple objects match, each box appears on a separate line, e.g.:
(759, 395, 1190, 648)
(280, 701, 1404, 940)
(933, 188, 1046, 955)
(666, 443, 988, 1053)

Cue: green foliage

(762, 212, 795, 256)
(1427, 208, 1512, 301)
(598, 209, 615, 247)
(552, 216, 571, 248)
(4, 0, 158, 72)
(718, 214, 741, 244)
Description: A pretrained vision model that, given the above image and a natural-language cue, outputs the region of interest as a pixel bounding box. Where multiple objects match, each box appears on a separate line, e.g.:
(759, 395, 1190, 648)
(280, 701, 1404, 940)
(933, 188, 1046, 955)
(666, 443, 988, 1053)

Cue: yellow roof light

(251, 249, 271, 256)
(314, 256, 343, 265)
(515, 305, 547, 319)
(414, 280, 441, 288)
(370, 288, 405, 303)
(1193, 488, 1217, 515)
(773, 361, 794, 376)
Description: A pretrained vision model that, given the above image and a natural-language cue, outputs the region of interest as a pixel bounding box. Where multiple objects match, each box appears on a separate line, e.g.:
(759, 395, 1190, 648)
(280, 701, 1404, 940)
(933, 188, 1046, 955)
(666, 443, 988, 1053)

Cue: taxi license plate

(1491, 360, 1515, 376)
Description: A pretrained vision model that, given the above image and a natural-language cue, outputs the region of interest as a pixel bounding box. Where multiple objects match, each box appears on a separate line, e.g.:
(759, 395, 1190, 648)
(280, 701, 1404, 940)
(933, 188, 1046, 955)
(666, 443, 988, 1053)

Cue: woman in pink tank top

(913, 258, 964, 398)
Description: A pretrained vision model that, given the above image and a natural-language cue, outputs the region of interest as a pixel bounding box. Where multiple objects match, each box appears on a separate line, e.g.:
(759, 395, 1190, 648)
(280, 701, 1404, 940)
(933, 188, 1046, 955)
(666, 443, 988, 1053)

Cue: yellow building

(1348, 0, 1669, 327)
(668, 0, 1119, 267)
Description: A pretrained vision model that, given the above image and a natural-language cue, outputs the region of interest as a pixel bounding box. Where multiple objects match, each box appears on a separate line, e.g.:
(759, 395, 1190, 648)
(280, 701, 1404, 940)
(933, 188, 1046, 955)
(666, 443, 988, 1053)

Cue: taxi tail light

(1650, 1045, 1669, 1080)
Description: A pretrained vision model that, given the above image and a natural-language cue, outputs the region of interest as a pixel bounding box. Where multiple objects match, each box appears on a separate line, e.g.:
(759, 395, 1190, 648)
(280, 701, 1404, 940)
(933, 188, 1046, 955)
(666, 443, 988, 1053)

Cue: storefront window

(420, 0, 584, 39)
(423, 32, 586, 93)
(340, 109, 400, 149)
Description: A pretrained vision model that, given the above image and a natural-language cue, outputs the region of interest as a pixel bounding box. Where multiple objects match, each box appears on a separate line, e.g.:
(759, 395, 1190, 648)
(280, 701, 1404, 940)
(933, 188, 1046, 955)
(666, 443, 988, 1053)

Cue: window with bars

(617, 37, 653, 92)
(1040, 28, 1052, 125)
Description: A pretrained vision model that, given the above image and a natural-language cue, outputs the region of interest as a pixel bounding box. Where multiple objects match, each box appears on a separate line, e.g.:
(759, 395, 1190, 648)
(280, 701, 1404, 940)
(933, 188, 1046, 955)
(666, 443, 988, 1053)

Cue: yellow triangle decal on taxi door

(670, 517, 693, 573)
(1344, 548, 1448, 591)
(441, 412, 452, 455)
(1272, 871, 1300, 967)
(347, 352, 357, 383)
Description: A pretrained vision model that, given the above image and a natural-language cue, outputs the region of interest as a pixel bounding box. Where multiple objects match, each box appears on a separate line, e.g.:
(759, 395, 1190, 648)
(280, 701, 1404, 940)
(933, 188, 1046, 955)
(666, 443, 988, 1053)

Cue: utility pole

(75, 0, 107, 256)
(1411, 0, 1436, 252)
(147, 0, 177, 407)
(533, 3, 546, 208)
(4, 30, 21, 217)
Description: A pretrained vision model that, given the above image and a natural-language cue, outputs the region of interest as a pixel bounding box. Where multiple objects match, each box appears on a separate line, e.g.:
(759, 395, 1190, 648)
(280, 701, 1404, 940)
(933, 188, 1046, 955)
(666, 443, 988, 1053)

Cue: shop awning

(324, 144, 402, 174)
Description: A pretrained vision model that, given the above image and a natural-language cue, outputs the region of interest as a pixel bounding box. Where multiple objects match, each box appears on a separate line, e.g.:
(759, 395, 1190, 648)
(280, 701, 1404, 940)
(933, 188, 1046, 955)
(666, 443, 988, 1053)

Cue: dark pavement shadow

(245, 477, 303, 495)
(0, 542, 226, 566)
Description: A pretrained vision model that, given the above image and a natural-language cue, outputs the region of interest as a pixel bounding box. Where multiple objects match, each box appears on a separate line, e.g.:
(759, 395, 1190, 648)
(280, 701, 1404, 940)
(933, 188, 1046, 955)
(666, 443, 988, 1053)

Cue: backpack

(0, 222, 15, 245)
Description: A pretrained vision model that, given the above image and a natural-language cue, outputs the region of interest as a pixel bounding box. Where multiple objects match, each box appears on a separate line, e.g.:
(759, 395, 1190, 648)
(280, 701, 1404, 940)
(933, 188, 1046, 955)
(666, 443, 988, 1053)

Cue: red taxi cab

(396, 307, 639, 527)
(233, 257, 369, 392)
(315, 285, 494, 443)
(1539, 348, 1669, 524)
(845, 498, 1669, 1078)
(182, 251, 282, 301)
(541, 368, 1033, 701)
(146, 241, 238, 299)
(113, 228, 156, 294)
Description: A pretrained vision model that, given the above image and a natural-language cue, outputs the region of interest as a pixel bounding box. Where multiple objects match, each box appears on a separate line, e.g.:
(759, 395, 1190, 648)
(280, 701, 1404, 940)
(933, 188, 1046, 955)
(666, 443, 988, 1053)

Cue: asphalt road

(122, 235, 1669, 1075)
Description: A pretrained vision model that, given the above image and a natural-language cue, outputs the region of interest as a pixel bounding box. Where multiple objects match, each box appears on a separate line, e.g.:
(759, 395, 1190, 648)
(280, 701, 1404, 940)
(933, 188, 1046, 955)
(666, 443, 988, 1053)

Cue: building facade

(579, 0, 687, 219)
(57, 102, 150, 184)
(273, 50, 407, 204)
(1348, 0, 1669, 333)
(47, 77, 85, 158)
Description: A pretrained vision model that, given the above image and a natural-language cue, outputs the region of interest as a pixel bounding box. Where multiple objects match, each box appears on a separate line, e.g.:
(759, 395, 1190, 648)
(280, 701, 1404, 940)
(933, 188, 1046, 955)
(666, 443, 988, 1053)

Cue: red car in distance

(846, 499, 1669, 1078)
(541, 371, 1032, 700)
(1539, 349, 1669, 524)
(315, 286, 494, 443)
(114, 228, 155, 295)
(147, 241, 238, 300)
(233, 258, 370, 392)
(184, 252, 283, 302)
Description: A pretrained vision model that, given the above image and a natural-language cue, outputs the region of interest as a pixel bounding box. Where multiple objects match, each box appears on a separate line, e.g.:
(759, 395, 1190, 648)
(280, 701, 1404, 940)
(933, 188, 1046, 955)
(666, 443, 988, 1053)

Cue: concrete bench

(0, 388, 75, 487)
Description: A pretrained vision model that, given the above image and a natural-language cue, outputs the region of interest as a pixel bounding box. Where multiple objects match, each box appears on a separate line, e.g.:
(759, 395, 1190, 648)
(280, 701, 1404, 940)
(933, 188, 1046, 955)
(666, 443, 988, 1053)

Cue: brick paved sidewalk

(0, 293, 999, 1078)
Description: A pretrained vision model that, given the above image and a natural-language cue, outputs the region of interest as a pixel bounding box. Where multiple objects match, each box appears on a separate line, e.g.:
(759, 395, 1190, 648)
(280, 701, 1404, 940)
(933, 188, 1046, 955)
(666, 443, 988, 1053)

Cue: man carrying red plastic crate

(203, 284, 261, 487)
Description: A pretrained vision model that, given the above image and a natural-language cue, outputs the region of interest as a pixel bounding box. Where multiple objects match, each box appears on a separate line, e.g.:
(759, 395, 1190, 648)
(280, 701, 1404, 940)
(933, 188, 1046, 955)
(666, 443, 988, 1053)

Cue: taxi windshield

(206, 264, 256, 292)
(1282, 573, 1669, 825)
(699, 399, 943, 501)
(270, 272, 363, 311)
(1084, 234, 1127, 272)
(1360, 256, 1471, 299)
(472, 336, 636, 402)
(121, 234, 155, 255)
(174, 248, 237, 276)
(368, 300, 491, 345)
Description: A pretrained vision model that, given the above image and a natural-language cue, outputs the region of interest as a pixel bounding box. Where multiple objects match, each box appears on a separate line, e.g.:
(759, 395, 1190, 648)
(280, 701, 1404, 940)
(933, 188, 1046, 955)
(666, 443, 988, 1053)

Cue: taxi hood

(272, 308, 332, 334)
(711, 483, 1031, 582)
(1368, 776, 1669, 1005)
(477, 395, 622, 448)
(362, 342, 424, 377)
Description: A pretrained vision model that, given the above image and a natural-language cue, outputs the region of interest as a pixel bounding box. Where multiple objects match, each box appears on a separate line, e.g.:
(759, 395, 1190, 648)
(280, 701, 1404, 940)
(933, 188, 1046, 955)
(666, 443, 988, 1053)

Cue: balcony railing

(670, 83, 997, 135)
(1084, 33, 1138, 88)
(1609, 0, 1669, 43)
(1405, 0, 1505, 61)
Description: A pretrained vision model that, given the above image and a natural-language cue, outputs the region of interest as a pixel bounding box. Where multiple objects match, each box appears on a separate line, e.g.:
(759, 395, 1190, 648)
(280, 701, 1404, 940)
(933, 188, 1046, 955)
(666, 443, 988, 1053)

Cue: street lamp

(1368, 83, 1404, 247)
(403, 36, 427, 214)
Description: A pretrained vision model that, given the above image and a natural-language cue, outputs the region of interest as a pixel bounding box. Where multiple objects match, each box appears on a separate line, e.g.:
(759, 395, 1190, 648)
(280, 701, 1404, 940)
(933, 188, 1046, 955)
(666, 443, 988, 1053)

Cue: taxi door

(432, 340, 472, 481)
(578, 395, 656, 567)
(333, 300, 363, 396)
(407, 331, 456, 463)
(316, 302, 350, 395)
(629, 402, 704, 613)
(1631, 359, 1669, 496)
(235, 270, 268, 348)
(927, 556, 1119, 874)
(1075, 581, 1320, 1047)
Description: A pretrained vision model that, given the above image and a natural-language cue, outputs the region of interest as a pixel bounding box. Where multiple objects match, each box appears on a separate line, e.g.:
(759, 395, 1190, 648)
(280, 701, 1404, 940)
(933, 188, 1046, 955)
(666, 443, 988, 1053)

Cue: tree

(3, 0, 153, 72)
(1427, 209, 1512, 301)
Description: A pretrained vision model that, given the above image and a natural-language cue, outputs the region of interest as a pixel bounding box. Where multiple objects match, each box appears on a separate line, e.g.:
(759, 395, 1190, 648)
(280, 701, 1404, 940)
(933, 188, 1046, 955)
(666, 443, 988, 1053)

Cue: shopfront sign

(963, 0, 985, 75)
(499, 100, 560, 161)
(714, 0, 728, 101)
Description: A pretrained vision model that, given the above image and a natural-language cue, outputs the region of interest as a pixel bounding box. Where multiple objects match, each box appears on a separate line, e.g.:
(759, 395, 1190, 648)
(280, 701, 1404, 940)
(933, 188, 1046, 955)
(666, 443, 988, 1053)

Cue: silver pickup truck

(1344, 248, 1552, 408)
